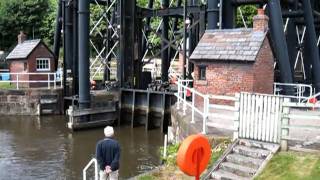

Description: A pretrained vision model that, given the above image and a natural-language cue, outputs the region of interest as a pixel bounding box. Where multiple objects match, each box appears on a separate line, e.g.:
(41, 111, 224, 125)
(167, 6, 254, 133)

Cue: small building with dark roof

(6, 32, 55, 88)
(190, 9, 274, 96)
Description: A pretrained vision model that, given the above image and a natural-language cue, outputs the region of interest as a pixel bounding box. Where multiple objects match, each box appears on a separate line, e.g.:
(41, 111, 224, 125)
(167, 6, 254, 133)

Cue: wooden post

(281, 98, 290, 151)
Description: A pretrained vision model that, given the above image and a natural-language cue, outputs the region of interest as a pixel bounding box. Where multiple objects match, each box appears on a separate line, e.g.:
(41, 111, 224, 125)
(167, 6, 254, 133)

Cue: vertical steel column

(65, 1, 74, 71)
(207, 0, 219, 29)
(53, 0, 63, 71)
(119, 0, 135, 88)
(169, 0, 181, 60)
(104, 0, 111, 82)
(286, 20, 297, 80)
(285, 0, 298, 78)
(222, 0, 236, 28)
(182, 0, 187, 79)
(78, 0, 91, 109)
(73, 0, 79, 95)
(302, 0, 320, 92)
(117, 0, 122, 86)
(187, 0, 198, 79)
(161, 0, 170, 82)
(62, 1, 67, 97)
(142, 0, 154, 53)
(268, 0, 294, 92)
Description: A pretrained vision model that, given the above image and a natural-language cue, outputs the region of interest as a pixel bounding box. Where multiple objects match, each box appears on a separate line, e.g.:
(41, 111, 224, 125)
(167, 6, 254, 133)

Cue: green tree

(236, 5, 257, 28)
(0, 0, 57, 51)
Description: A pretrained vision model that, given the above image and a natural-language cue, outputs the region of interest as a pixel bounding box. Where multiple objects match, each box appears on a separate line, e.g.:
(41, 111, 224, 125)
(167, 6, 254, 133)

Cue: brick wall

(192, 38, 274, 105)
(253, 38, 274, 94)
(28, 43, 55, 73)
(8, 43, 55, 88)
(194, 62, 254, 96)
(9, 61, 29, 88)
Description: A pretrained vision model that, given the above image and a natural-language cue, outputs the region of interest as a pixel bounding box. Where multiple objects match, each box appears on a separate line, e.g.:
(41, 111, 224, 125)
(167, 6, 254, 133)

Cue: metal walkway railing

(83, 158, 98, 180)
(0, 72, 62, 90)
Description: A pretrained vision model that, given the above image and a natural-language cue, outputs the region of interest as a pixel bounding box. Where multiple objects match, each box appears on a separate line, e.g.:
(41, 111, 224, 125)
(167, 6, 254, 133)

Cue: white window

(36, 58, 50, 71)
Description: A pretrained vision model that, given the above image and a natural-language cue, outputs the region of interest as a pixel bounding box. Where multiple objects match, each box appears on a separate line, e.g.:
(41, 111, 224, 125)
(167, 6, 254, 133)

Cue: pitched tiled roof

(6, 39, 41, 60)
(190, 29, 267, 62)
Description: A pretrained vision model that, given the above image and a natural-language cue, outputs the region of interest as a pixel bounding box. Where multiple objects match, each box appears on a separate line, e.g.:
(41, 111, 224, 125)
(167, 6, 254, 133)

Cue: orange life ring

(176, 134, 211, 178)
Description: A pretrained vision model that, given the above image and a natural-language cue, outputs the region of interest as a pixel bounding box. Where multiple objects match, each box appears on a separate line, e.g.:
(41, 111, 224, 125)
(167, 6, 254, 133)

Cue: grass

(137, 137, 231, 180)
(0, 82, 16, 89)
(256, 151, 320, 180)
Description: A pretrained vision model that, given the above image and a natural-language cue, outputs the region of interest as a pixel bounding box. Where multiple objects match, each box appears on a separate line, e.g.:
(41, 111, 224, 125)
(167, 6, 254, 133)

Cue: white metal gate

(238, 93, 283, 143)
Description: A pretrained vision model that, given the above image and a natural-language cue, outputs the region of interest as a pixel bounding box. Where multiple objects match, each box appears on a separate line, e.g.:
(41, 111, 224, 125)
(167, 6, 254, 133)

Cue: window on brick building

(24, 62, 27, 71)
(199, 66, 206, 80)
(36, 58, 50, 71)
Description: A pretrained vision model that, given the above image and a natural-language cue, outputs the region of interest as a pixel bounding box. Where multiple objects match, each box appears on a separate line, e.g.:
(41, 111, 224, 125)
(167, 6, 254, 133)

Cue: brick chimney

(18, 31, 27, 44)
(253, 9, 269, 32)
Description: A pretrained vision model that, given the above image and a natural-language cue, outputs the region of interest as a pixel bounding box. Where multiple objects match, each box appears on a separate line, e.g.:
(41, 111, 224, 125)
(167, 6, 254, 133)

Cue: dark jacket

(96, 138, 121, 171)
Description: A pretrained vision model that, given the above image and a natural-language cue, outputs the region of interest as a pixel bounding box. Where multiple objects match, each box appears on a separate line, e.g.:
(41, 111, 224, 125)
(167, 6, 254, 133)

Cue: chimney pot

(18, 31, 27, 44)
(253, 9, 269, 32)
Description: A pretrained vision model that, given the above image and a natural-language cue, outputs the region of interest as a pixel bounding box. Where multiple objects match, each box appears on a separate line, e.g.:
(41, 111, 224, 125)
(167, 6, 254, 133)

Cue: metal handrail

(83, 158, 98, 180)
(175, 79, 208, 134)
(274, 82, 313, 103)
(0, 72, 62, 90)
(175, 79, 239, 134)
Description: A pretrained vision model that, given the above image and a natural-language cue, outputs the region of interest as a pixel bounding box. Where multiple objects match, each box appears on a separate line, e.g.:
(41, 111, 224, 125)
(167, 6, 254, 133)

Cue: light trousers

(99, 170, 119, 180)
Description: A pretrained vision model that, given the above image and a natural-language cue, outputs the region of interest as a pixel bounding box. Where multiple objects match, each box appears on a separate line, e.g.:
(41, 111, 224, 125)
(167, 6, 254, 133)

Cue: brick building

(190, 9, 274, 97)
(6, 32, 55, 88)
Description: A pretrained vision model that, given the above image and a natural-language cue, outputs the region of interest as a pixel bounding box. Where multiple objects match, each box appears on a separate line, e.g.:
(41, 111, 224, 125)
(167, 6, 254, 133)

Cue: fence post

(191, 90, 195, 123)
(202, 95, 209, 134)
(281, 98, 290, 151)
(233, 93, 241, 141)
(16, 75, 19, 90)
(183, 85, 187, 115)
(47, 74, 50, 89)
(54, 73, 57, 89)
(177, 80, 180, 110)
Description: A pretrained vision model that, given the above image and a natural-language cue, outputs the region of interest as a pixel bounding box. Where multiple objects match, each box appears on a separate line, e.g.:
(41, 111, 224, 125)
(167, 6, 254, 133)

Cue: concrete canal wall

(0, 88, 63, 115)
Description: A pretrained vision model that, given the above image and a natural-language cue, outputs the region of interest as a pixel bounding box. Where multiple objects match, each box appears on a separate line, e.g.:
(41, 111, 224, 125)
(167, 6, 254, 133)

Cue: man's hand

(105, 165, 112, 174)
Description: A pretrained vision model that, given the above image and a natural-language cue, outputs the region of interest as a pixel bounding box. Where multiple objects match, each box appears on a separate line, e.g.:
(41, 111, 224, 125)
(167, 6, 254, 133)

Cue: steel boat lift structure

(53, 0, 320, 129)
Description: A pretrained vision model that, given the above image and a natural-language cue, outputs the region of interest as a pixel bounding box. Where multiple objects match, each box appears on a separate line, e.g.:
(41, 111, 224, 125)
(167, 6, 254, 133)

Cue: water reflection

(0, 116, 163, 179)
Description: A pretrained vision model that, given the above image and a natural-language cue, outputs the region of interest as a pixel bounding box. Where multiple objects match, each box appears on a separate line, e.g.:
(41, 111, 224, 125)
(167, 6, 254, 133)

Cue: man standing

(96, 126, 121, 180)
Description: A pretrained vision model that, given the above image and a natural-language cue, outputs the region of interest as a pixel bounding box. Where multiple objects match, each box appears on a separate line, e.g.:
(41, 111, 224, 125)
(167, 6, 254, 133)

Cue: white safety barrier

(83, 158, 99, 180)
(175, 79, 240, 134)
(0, 72, 62, 90)
(274, 82, 313, 103)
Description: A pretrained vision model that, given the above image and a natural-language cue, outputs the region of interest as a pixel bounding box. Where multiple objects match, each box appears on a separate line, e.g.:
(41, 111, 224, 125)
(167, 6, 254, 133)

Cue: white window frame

(36, 58, 50, 71)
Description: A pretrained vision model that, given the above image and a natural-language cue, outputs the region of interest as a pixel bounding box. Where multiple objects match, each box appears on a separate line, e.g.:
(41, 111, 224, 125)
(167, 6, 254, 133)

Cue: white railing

(274, 82, 313, 103)
(281, 99, 320, 151)
(175, 79, 209, 134)
(175, 79, 240, 134)
(83, 158, 98, 180)
(0, 72, 62, 90)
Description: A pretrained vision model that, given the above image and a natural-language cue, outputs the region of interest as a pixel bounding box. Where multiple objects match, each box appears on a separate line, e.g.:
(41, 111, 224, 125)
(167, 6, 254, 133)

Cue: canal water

(0, 116, 164, 180)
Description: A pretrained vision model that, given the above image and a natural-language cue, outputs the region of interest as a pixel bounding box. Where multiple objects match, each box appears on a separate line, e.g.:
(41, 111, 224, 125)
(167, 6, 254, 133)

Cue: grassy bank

(0, 82, 16, 89)
(137, 137, 231, 180)
(256, 151, 320, 180)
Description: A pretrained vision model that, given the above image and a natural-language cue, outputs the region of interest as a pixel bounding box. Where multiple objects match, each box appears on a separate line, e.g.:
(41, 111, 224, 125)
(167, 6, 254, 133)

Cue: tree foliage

(236, 5, 257, 28)
(0, 0, 258, 54)
(0, 0, 57, 51)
